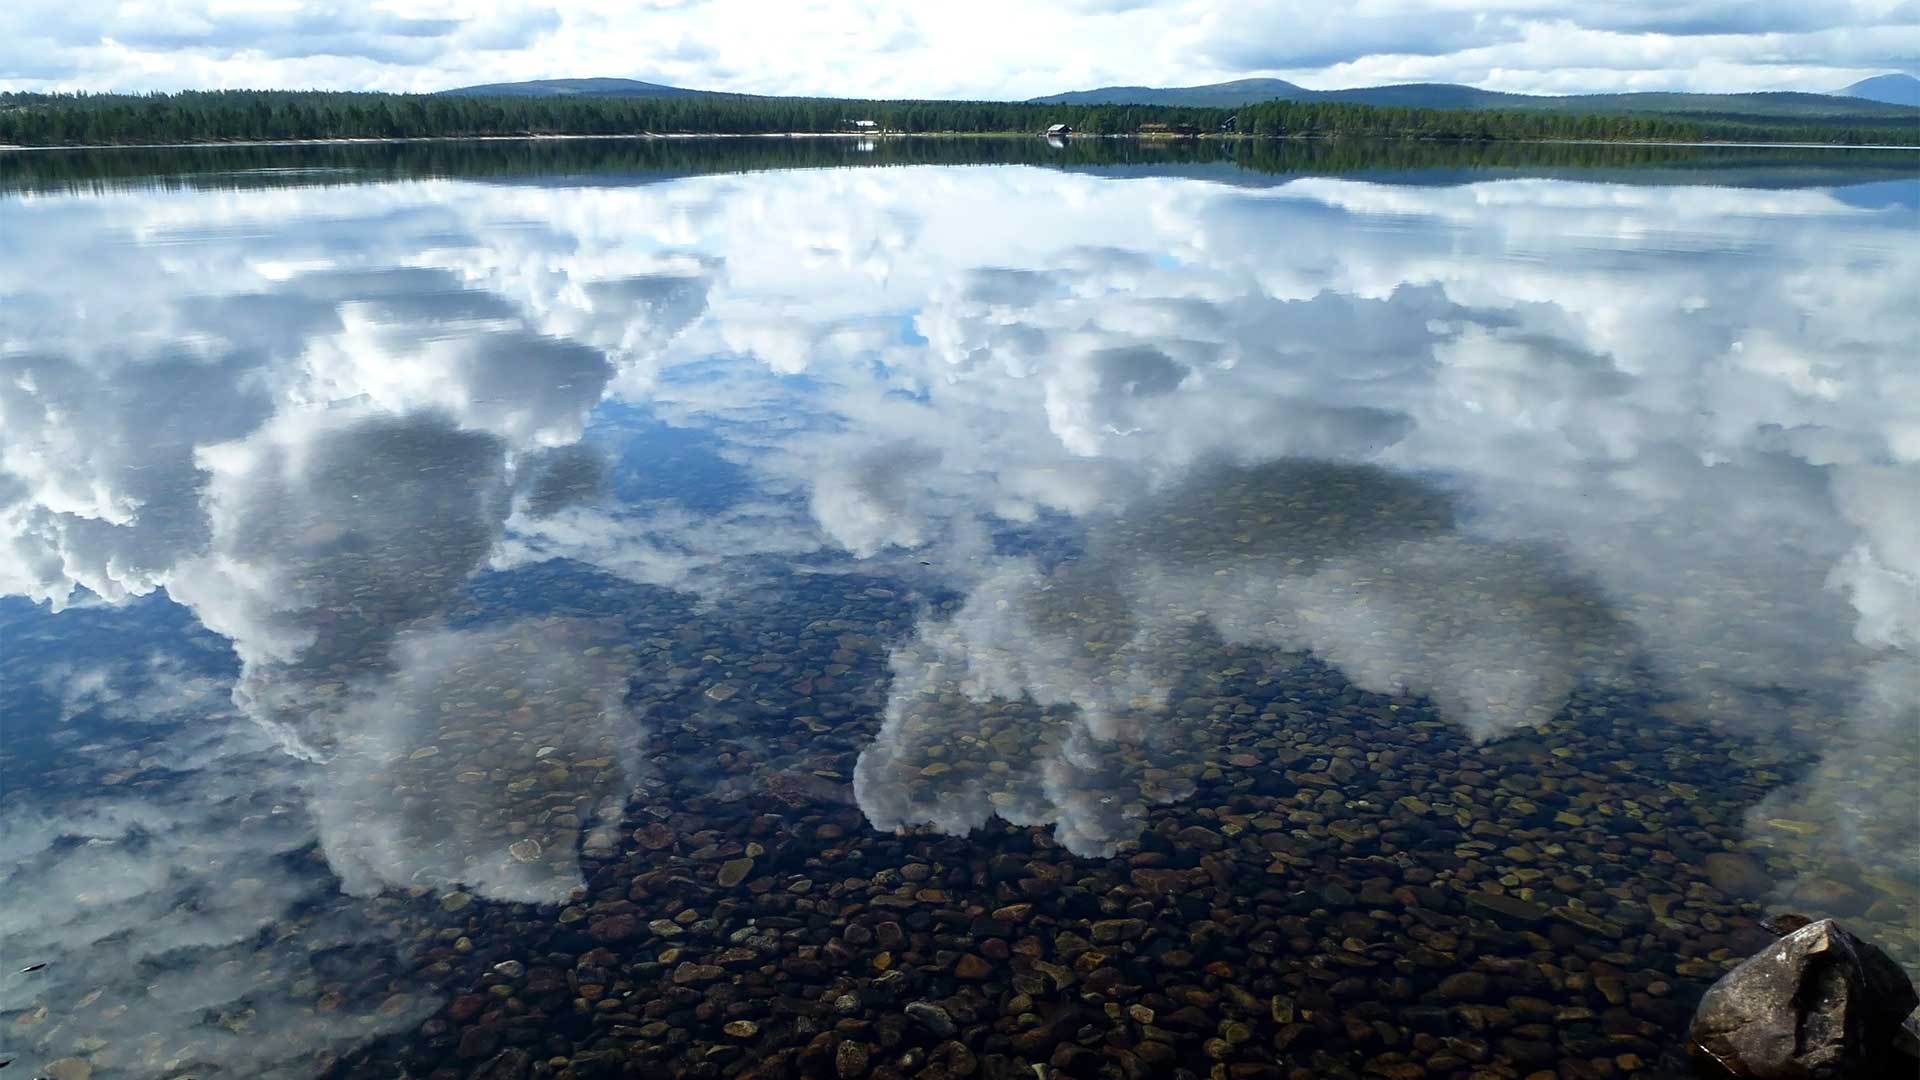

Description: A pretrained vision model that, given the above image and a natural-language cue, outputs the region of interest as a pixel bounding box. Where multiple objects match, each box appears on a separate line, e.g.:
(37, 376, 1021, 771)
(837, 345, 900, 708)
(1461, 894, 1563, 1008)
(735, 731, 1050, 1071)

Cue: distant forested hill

(439, 78, 730, 99)
(445, 76, 1920, 122)
(1032, 79, 1920, 123)
(1034, 79, 1310, 108)
(1835, 74, 1920, 108)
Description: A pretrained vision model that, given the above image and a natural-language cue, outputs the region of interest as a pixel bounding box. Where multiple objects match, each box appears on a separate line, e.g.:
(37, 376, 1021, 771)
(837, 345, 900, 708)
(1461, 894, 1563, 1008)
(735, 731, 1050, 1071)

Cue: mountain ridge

(439, 77, 737, 99)
(1835, 73, 1920, 107)
(436, 76, 1919, 123)
(1029, 79, 1920, 120)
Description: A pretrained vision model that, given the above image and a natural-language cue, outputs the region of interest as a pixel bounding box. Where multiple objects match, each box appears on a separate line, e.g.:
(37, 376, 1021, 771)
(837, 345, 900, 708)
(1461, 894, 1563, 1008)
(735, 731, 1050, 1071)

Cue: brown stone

(1467, 891, 1549, 927)
(834, 1039, 870, 1078)
(456, 1025, 500, 1059)
(1438, 972, 1491, 1002)
(672, 962, 727, 985)
(1174, 825, 1225, 852)
(954, 954, 994, 980)
(1131, 868, 1187, 895)
(589, 913, 638, 942)
(1090, 918, 1146, 944)
(1704, 853, 1771, 899)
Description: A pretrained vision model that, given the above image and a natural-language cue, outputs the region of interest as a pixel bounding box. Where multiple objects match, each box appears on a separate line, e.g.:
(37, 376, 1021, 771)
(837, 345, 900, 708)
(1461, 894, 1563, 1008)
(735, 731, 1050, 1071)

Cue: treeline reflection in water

(3, 136, 1917, 197)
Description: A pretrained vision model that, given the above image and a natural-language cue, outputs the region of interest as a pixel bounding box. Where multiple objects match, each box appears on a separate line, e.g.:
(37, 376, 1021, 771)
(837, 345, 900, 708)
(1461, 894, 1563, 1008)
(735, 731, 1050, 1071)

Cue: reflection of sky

(1, 151, 1917, 1072)
(0, 597, 435, 1079)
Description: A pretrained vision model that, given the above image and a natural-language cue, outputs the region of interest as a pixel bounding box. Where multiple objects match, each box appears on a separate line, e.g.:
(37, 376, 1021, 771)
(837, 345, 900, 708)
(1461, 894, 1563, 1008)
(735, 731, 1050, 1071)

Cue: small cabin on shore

(845, 119, 879, 131)
(1045, 123, 1072, 137)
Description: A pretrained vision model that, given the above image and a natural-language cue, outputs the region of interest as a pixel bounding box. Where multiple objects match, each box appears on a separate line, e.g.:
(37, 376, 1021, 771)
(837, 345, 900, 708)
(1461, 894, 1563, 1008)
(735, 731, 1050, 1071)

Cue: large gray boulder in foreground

(1690, 918, 1918, 1078)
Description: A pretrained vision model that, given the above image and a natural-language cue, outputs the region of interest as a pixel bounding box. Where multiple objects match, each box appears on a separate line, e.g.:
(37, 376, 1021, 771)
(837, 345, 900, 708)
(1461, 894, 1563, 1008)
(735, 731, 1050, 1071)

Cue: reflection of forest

(3, 136, 1915, 195)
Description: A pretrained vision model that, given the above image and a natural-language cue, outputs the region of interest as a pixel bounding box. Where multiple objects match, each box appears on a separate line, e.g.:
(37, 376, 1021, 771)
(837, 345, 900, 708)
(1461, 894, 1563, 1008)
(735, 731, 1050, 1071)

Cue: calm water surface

(1, 140, 1916, 1080)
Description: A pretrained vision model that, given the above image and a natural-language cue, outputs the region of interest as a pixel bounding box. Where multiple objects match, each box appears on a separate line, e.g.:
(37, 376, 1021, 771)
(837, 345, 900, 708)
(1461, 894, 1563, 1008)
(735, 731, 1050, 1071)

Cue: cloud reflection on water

(0, 646, 435, 1078)
(310, 619, 643, 905)
(0, 220, 699, 1073)
(0, 152, 1916, 1073)
(854, 461, 1633, 856)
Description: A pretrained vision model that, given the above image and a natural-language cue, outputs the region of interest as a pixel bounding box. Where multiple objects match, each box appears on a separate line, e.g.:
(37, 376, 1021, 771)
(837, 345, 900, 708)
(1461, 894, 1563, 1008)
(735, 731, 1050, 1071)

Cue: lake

(0, 138, 1915, 1080)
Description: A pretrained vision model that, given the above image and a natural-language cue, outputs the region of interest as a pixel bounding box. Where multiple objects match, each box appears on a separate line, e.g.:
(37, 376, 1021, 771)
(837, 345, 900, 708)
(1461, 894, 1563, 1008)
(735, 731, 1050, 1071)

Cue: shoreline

(3, 131, 1917, 153)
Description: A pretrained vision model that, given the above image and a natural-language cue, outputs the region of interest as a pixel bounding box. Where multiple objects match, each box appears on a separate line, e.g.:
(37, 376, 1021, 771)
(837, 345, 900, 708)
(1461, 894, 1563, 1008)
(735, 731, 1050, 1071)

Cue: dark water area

(0, 138, 1915, 1080)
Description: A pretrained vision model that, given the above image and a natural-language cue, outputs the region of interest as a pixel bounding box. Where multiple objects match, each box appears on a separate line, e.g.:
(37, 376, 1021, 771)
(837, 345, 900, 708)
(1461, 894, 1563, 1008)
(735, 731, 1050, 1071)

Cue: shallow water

(0, 139, 1915, 1080)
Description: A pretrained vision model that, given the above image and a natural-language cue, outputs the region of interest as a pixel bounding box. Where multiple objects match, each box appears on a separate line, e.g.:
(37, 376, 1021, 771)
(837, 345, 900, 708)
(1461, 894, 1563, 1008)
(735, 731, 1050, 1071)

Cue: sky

(0, 0, 1916, 98)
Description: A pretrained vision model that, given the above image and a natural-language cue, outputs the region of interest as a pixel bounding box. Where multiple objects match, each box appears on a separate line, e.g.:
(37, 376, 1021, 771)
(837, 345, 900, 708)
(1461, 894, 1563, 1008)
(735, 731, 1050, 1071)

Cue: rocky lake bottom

(307, 581, 1913, 1080)
(14, 559, 1909, 1080)
(1, 139, 1916, 1080)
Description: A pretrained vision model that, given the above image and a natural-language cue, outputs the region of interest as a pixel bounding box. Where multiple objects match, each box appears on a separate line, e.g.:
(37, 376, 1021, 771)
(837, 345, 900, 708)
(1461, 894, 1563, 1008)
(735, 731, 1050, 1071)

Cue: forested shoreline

(3, 89, 1916, 147)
